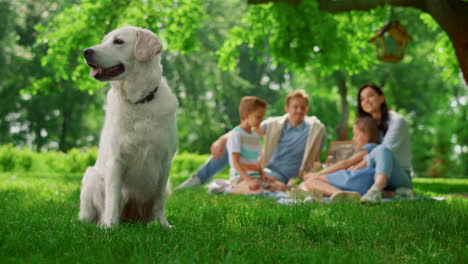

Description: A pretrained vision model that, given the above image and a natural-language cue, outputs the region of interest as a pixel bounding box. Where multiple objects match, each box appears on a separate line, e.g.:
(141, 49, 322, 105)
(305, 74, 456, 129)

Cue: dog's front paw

(152, 214, 172, 229)
(149, 219, 173, 229)
(100, 217, 118, 228)
(160, 221, 173, 229)
(100, 222, 117, 229)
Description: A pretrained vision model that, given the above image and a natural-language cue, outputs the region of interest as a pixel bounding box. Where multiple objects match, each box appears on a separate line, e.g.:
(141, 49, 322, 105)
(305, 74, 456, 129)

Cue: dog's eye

(113, 39, 124, 45)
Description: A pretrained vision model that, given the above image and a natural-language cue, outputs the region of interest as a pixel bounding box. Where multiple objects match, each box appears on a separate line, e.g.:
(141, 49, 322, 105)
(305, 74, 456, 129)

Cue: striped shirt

(226, 126, 262, 180)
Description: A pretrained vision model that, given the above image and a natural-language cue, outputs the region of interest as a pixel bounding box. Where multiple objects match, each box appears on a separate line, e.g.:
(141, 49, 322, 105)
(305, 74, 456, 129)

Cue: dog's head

(83, 26, 163, 81)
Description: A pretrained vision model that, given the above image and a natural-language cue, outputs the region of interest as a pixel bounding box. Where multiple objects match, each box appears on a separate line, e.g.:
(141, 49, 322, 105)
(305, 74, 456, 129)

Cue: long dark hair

(357, 83, 389, 135)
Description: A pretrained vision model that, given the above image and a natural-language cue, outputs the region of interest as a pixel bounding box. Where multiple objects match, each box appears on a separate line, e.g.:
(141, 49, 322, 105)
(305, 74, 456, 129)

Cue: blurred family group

(176, 84, 413, 204)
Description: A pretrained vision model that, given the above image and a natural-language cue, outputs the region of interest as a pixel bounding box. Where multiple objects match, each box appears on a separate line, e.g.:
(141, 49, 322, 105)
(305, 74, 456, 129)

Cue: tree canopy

(244, 0, 468, 84)
(0, 0, 466, 178)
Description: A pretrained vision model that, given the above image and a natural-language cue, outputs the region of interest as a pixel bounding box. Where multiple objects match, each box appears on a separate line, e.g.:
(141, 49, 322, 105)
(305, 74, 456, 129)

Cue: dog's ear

(134, 28, 162, 62)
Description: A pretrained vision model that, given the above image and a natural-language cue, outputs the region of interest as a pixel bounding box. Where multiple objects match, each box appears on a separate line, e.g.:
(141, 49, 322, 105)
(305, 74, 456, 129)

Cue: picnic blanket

(254, 190, 444, 205)
(205, 180, 444, 205)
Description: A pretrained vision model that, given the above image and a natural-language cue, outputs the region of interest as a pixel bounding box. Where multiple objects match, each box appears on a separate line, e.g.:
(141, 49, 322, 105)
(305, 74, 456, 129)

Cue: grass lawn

(0, 172, 466, 263)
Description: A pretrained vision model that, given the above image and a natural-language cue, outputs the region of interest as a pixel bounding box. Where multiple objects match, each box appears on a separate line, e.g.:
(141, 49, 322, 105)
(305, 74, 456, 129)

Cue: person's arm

(304, 150, 367, 180)
(253, 124, 265, 137)
(381, 115, 409, 154)
(210, 132, 230, 159)
(350, 158, 368, 171)
(231, 153, 260, 190)
(258, 156, 275, 183)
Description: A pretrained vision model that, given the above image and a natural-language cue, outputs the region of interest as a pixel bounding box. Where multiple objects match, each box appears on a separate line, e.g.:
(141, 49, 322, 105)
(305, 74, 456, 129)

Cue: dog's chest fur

(97, 85, 177, 195)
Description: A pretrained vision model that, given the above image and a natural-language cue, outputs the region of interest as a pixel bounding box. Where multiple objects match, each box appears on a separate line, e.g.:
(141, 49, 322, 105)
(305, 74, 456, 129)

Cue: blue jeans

(368, 145, 412, 190)
(194, 150, 229, 183)
(194, 150, 289, 184)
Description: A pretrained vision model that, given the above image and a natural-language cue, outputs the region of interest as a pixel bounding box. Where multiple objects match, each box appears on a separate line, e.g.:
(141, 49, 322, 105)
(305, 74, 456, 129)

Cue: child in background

(299, 116, 380, 201)
(223, 96, 286, 194)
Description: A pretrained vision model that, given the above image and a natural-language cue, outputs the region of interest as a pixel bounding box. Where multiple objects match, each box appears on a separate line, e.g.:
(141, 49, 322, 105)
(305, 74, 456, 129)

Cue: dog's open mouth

(88, 64, 125, 80)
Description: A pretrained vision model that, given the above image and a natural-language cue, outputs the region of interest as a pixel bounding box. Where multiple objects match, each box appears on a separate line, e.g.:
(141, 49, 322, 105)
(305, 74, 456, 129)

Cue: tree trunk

(333, 71, 349, 141)
(58, 82, 73, 152)
(59, 105, 70, 152)
(247, 0, 468, 84)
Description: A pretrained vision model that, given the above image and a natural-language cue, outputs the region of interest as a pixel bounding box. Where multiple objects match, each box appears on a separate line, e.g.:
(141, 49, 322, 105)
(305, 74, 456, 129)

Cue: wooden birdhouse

(368, 21, 412, 63)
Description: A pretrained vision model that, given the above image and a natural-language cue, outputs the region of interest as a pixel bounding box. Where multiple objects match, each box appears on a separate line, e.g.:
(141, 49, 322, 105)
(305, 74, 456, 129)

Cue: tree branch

(317, 0, 425, 13)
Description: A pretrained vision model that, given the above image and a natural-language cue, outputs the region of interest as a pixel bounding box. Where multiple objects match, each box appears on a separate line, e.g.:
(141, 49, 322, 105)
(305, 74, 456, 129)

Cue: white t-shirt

(226, 126, 262, 180)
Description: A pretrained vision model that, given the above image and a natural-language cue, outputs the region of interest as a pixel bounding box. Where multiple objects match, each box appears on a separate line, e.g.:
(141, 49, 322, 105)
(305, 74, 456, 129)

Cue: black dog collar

(134, 86, 159, 105)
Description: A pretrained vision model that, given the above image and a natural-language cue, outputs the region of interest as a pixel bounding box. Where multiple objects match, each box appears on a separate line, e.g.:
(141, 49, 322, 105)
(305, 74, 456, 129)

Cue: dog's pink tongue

(89, 68, 102, 77)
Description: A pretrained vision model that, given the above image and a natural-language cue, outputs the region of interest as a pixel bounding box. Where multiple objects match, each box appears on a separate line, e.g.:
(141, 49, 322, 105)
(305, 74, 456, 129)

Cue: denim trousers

(368, 145, 412, 190)
(194, 150, 292, 184)
(194, 150, 229, 183)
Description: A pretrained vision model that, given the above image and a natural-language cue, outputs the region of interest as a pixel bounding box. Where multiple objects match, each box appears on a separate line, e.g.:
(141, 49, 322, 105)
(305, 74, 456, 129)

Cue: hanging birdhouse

(368, 21, 412, 63)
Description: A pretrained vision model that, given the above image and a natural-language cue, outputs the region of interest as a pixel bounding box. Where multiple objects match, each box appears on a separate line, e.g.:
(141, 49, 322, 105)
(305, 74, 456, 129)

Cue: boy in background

(223, 96, 286, 194)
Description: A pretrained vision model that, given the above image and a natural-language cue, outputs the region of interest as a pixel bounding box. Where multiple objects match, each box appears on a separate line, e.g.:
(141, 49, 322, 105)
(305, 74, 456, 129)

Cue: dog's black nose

(83, 48, 94, 58)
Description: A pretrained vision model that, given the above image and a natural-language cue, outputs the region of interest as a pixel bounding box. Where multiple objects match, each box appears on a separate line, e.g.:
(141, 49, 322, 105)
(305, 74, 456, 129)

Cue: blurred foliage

(0, 0, 104, 151)
(34, 0, 204, 94)
(0, 144, 210, 177)
(218, 2, 387, 76)
(0, 144, 97, 173)
(0, 0, 466, 178)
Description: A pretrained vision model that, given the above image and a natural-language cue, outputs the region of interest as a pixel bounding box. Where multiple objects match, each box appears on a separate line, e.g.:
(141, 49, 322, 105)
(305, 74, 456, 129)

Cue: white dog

(79, 26, 178, 228)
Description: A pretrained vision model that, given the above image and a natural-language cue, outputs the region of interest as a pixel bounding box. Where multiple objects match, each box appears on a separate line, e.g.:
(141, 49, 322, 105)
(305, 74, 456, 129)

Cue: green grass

(0, 172, 467, 263)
